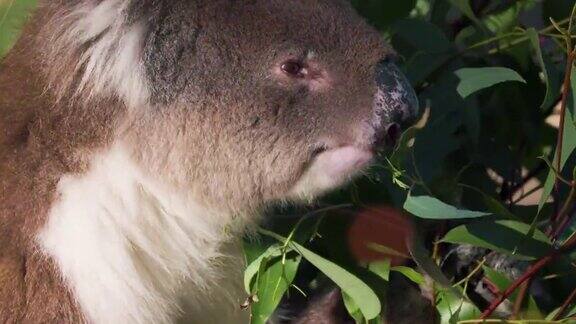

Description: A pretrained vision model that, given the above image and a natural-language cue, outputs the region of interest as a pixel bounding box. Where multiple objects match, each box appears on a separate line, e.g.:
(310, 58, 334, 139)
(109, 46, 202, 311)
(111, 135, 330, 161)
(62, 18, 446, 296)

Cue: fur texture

(0, 0, 417, 322)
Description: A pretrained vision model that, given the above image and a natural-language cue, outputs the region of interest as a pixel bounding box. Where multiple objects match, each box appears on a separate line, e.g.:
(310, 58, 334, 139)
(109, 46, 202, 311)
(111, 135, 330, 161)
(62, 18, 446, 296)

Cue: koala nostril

(373, 122, 401, 149)
(386, 123, 401, 147)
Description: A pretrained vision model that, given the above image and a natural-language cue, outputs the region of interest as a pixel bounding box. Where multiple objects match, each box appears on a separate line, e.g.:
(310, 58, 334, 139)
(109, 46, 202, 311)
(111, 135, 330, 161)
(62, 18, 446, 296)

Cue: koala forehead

(138, 0, 390, 103)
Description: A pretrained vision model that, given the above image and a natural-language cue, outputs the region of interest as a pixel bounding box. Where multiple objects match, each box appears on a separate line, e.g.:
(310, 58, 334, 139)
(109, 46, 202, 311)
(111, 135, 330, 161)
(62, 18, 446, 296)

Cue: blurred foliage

(0, 0, 36, 57)
(2, 0, 576, 323)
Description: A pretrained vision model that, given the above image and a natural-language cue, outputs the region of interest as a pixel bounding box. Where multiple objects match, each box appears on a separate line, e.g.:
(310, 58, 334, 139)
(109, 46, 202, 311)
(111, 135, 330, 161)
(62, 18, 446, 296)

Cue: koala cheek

(289, 146, 373, 201)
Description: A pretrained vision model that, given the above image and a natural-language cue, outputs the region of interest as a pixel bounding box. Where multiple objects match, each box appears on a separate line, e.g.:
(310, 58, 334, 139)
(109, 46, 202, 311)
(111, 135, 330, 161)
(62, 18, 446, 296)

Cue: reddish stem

(512, 279, 531, 319)
(481, 234, 576, 319)
(554, 286, 576, 320)
(551, 51, 575, 227)
(480, 253, 558, 319)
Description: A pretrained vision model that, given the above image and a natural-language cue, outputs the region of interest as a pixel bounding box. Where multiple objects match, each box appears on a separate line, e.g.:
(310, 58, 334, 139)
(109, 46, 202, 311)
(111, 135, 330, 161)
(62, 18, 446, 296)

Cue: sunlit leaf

(368, 259, 392, 282)
(258, 229, 382, 320)
(342, 291, 365, 323)
(244, 244, 283, 294)
(391, 266, 425, 285)
(436, 287, 481, 323)
(404, 195, 492, 219)
(292, 240, 382, 320)
(455, 67, 526, 98)
(250, 254, 301, 324)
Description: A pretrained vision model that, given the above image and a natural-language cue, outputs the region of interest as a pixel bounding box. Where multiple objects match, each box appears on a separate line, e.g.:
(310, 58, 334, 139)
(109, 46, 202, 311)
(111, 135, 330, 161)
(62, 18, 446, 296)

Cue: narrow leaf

(0, 0, 37, 57)
(292, 241, 382, 320)
(442, 220, 552, 260)
(538, 67, 576, 213)
(455, 67, 526, 98)
(404, 195, 491, 219)
(527, 28, 561, 110)
(250, 254, 301, 324)
(244, 244, 283, 294)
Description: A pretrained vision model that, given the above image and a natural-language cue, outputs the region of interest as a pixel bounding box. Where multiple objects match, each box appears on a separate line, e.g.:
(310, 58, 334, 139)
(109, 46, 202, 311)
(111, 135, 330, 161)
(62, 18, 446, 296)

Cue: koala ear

(42, 0, 152, 108)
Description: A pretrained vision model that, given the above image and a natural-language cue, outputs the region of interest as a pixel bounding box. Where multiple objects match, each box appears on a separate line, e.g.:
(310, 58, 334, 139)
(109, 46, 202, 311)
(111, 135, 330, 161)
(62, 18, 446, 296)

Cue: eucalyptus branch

(480, 227, 576, 319)
(551, 184, 576, 240)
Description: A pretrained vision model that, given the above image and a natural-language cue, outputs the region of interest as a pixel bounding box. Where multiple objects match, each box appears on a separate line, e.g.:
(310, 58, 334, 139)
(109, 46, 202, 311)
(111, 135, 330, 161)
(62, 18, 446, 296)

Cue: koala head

(42, 0, 418, 215)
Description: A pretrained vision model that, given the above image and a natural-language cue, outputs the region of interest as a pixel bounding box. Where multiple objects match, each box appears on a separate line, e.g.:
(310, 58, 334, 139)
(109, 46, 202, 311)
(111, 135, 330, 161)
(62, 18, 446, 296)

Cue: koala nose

(373, 59, 419, 147)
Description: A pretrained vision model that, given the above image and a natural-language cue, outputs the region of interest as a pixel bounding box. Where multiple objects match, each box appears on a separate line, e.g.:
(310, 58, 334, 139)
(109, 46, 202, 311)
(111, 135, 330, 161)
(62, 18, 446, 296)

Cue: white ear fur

(43, 0, 149, 108)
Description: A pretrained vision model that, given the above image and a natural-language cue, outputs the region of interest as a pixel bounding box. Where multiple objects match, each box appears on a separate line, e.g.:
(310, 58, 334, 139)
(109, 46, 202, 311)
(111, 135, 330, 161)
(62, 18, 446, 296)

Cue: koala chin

(0, 0, 418, 323)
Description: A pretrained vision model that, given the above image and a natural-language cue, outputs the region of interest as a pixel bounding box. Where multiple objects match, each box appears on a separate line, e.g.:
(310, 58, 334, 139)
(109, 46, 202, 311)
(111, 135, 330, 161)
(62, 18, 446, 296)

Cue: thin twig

(552, 184, 576, 239)
(511, 279, 531, 319)
(554, 286, 576, 320)
(553, 51, 575, 190)
(480, 252, 558, 319)
(481, 234, 576, 319)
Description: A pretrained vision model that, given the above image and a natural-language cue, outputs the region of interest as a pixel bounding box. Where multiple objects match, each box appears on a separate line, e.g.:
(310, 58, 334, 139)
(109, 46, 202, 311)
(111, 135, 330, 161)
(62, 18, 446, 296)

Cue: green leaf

(538, 67, 576, 213)
(250, 254, 301, 324)
(368, 259, 392, 282)
(460, 184, 519, 220)
(391, 19, 455, 85)
(404, 195, 492, 219)
(244, 244, 283, 294)
(436, 287, 481, 324)
(342, 291, 365, 324)
(292, 240, 382, 320)
(408, 236, 461, 296)
(441, 220, 552, 260)
(391, 266, 425, 285)
(0, 0, 37, 57)
(258, 229, 382, 321)
(527, 28, 561, 110)
(455, 67, 526, 98)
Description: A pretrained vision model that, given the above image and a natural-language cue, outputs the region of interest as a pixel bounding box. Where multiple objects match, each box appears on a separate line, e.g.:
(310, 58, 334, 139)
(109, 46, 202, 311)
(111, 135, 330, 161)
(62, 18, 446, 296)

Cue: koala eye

(281, 61, 305, 77)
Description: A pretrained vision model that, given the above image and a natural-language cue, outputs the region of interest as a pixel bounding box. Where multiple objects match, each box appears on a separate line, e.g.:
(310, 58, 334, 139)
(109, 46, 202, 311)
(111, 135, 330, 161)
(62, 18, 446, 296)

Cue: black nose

(373, 60, 419, 147)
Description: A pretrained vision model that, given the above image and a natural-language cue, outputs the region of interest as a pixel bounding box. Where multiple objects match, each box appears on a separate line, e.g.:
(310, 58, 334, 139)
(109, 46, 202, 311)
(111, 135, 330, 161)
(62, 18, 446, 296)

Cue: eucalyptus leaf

(292, 240, 382, 320)
(0, 0, 37, 57)
(244, 244, 283, 294)
(436, 287, 481, 324)
(390, 266, 425, 285)
(250, 254, 301, 324)
(527, 28, 561, 110)
(442, 220, 552, 260)
(455, 67, 526, 98)
(538, 67, 576, 213)
(404, 195, 491, 219)
(258, 229, 382, 321)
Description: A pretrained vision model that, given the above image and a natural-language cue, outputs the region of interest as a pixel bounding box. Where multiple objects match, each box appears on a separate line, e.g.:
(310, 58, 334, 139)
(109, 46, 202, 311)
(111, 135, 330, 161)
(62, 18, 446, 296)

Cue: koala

(0, 0, 418, 323)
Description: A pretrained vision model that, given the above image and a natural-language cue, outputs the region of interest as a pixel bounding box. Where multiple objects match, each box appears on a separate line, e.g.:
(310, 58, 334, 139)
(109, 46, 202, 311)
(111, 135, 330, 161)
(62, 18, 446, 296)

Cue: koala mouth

(290, 144, 374, 200)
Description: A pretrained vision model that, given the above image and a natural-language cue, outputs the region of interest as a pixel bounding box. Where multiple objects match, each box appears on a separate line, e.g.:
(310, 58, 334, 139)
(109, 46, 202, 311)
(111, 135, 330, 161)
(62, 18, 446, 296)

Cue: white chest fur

(37, 144, 249, 324)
